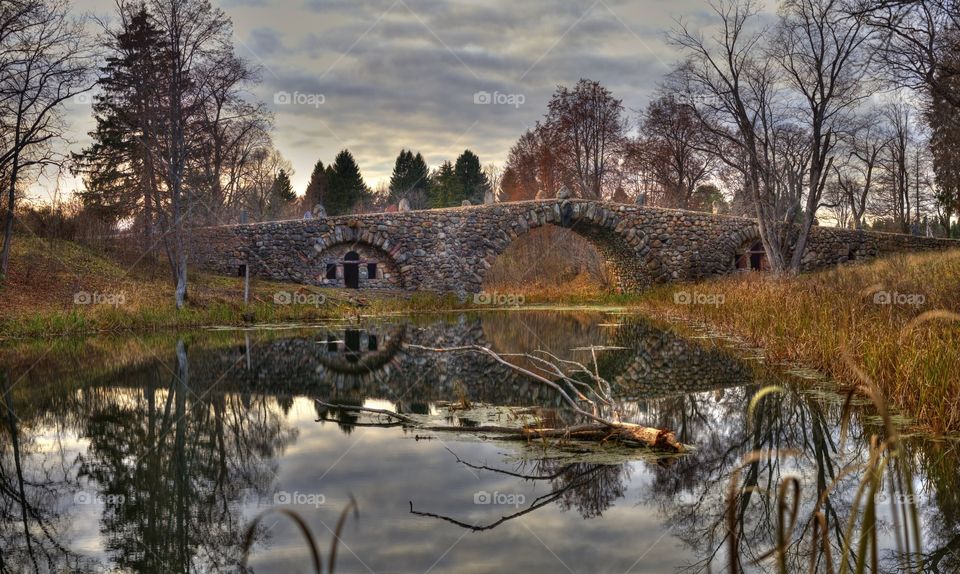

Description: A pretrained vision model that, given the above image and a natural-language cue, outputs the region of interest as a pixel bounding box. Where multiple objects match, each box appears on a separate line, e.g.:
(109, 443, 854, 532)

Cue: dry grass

(638, 249, 960, 434)
(0, 236, 454, 339)
(483, 226, 614, 295)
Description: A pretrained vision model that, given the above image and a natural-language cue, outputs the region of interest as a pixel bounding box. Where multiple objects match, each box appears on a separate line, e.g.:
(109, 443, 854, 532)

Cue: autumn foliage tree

(501, 79, 625, 201)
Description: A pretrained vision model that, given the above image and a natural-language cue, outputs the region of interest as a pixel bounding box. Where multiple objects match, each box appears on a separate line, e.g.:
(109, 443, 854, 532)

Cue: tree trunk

(0, 155, 20, 281)
(175, 251, 187, 309)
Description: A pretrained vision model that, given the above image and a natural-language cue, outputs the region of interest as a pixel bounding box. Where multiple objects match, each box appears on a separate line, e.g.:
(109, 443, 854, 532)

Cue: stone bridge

(189, 199, 957, 295)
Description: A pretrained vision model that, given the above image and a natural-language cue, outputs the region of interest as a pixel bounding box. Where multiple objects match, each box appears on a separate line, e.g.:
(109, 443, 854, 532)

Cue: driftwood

(406, 344, 684, 452)
(316, 398, 681, 451)
(315, 341, 686, 453)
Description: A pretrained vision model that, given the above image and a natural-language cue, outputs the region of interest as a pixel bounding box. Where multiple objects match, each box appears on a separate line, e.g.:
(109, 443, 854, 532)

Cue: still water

(0, 311, 957, 573)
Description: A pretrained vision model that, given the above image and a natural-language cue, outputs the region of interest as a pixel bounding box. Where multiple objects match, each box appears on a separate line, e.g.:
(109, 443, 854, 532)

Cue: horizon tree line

(303, 147, 491, 216)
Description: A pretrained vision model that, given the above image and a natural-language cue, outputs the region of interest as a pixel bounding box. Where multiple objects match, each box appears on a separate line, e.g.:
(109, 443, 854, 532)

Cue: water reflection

(0, 311, 957, 573)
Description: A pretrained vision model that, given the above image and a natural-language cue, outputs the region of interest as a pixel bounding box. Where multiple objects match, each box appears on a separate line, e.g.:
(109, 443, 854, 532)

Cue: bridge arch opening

(483, 225, 615, 295)
(479, 201, 665, 294)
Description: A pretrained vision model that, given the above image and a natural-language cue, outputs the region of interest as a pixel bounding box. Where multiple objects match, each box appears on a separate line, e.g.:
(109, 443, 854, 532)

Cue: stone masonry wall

(188, 200, 959, 295)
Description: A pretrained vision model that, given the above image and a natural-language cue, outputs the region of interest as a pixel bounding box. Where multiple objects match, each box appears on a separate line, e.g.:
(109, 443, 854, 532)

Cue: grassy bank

(0, 236, 457, 339)
(633, 250, 960, 434)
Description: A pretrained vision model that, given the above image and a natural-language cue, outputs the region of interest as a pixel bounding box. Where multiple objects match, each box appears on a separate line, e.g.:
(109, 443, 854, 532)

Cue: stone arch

(476, 202, 663, 293)
(309, 224, 409, 289)
(718, 226, 770, 272)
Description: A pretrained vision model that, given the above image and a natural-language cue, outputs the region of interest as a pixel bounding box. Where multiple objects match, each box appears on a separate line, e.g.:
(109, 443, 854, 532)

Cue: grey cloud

(64, 0, 716, 195)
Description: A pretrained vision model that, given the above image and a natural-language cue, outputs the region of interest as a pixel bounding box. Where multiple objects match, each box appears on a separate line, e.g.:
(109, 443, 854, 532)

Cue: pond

(0, 310, 958, 573)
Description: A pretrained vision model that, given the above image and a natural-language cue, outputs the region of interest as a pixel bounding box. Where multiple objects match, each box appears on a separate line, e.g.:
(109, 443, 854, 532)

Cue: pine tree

(454, 150, 490, 205)
(73, 6, 167, 236)
(267, 169, 296, 219)
(326, 150, 369, 215)
(428, 161, 463, 208)
(304, 159, 328, 209)
(388, 150, 413, 204)
(274, 169, 295, 201)
(388, 149, 430, 209)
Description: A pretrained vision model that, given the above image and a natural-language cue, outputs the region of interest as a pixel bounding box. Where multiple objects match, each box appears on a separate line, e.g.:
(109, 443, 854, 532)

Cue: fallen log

(315, 400, 685, 452)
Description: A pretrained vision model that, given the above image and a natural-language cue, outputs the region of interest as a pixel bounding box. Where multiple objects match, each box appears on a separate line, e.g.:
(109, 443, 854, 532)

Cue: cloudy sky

(53, 0, 718, 198)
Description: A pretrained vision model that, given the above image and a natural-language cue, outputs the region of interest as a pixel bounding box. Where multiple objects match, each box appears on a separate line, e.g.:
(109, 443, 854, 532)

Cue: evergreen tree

(454, 150, 490, 204)
(388, 149, 430, 208)
(274, 169, 296, 201)
(267, 169, 295, 219)
(304, 159, 328, 209)
(326, 150, 369, 215)
(73, 6, 167, 234)
(388, 150, 413, 204)
(428, 161, 463, 208)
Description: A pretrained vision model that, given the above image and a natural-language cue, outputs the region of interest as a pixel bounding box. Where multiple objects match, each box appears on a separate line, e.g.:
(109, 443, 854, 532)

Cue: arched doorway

(343, 251, 360, 288)
(736, 240, 768, 271)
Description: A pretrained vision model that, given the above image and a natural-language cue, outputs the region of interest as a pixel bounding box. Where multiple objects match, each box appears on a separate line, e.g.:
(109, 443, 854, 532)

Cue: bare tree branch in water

(408, 448, 628, 531)
(399, 344, 684, 451)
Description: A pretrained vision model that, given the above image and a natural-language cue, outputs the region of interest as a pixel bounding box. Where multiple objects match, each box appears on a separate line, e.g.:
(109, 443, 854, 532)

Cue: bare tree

(502, 125, 561, 201)
(0, 0, 92, 281)
(774, 0, 872, 271)
(192, 49, 269, 224)
(860, 0, 960, 110)
(482, 163, 501, 202)
(147, 0, 232, 309)
(236, 144, 292, 222)
(637, 94, 716, 209)
(830, 115, 888, 229)
(542, 79, 627, 199)
(670, 0, 791, 271)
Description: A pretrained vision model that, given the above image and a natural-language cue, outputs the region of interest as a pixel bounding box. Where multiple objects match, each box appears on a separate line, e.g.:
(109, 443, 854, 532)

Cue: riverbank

(0, 236, 459, 339)
(630, 249, 960, 434)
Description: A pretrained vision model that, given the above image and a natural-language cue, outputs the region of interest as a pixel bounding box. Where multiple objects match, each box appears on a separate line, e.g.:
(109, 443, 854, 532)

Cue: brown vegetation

(638, 250, 960, 434)
(482, 226, 613, 296)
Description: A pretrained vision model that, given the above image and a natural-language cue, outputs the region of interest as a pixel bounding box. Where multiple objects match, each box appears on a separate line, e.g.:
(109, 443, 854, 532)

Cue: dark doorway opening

(344, 251, 360, 289)
(736, 240, 768, 271)
(344, 329, 361, 363)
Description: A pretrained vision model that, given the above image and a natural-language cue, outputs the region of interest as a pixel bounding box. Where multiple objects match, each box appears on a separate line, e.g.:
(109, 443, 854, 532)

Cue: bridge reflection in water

(1, 311, 958, 573)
